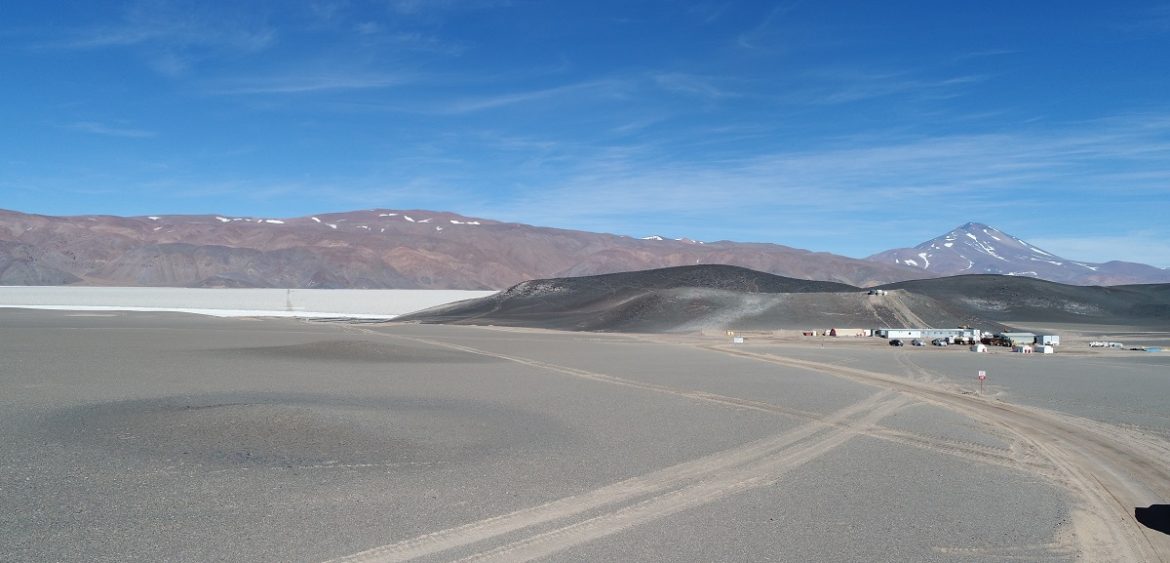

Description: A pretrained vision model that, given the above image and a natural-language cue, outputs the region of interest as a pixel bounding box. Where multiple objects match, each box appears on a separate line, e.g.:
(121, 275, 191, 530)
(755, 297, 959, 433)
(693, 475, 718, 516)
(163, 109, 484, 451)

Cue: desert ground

(2, 309, 1169, 562)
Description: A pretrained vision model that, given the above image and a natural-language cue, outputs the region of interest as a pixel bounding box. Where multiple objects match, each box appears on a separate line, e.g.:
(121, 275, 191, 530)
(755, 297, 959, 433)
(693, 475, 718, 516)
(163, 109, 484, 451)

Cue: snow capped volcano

(887, 222, 1060, 273)
(868, 222, 1170, 285)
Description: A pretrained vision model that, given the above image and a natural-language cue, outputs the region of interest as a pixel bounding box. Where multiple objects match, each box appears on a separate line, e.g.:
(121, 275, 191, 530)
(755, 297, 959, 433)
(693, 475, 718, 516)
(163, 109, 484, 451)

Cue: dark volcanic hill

(868, 222, 1170, 286)
(401, 265, 1170, 333)
(0, 208, 926, 289)
(876, 275, 1170, 326)
(398, 265, 865, 331)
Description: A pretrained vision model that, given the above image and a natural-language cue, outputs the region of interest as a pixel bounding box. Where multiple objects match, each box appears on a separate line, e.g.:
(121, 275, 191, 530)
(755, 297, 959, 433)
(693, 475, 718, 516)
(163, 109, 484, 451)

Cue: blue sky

(3, 1, 1170, 266)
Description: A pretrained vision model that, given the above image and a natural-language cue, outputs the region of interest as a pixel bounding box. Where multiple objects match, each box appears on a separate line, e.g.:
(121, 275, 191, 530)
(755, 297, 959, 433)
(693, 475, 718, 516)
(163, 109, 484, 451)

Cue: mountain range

(1, 209, 1166, 289)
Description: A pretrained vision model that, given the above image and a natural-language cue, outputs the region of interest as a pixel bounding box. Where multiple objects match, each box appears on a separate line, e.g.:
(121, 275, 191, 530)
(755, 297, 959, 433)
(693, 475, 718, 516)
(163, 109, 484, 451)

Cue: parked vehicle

(931, 338, 948, 347)
(911, 339, 924, 346)
(889, 339, 904, 347)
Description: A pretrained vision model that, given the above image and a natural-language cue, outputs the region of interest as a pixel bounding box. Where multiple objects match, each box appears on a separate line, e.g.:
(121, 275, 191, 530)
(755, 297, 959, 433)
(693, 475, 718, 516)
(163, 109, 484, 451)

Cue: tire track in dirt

(363, 330, 825, 421)
(707, 344, 1170, 562)
(454, 395, 910, 563)
(883, 291, 932, 329)
(360, 328, 1046, 477)
(322, 328, 1082, 562)
(893, 349, 941, 384)
(322, 391, 902, 563)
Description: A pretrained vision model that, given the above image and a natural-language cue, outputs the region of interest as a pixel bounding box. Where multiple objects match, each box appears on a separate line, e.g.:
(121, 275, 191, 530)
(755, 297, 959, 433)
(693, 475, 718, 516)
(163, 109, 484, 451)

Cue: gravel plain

(749, 338, 1170, 439)
(2, 310, 1167, 561)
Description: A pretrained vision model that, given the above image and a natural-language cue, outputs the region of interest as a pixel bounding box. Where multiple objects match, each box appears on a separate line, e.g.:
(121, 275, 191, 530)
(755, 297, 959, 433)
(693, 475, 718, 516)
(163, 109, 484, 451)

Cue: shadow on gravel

(207, 339, 501, 363)
(1136, 505, 1170, 535)
(41, 393, 572, 470)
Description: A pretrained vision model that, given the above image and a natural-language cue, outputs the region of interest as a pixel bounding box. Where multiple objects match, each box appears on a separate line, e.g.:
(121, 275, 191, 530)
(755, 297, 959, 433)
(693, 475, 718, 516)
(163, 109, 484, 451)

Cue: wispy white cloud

(736, 1, 801, 49)
(610, 116, 670, 135)
(48, 3, 276, 52)
(210, 71, 410, 95)
(465, 111, 1170, 254)
(40, 1, 276, 75)
(1029, 232, 1170, 268)
(65, 121, 156, 138)
(949, 49, 1018, 63)
(390, 0, 512, 16)
(355, 21, 381, 35)
(440, 80, 627, 113)
(797, 70, 987, 105)
(384, 31, 466, 56)
(687, 2, 732, 25)
(652, 72, 737, 99)
(1112, 3, 1170, 35)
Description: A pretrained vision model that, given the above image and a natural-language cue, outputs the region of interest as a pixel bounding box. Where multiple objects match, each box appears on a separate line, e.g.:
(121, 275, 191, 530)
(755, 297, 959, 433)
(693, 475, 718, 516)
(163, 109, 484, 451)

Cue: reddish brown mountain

(0, 208, 925, 289)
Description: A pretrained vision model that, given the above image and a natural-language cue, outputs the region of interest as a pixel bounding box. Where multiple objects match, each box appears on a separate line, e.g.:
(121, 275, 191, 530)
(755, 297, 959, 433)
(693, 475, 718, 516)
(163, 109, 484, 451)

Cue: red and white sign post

(978, 370, 987, 394)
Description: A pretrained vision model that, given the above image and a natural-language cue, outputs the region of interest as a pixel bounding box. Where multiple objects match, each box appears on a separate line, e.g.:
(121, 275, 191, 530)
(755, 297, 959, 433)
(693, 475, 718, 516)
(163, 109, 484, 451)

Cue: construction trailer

(829, 328, 871, 337)
(876, 328, 923, 339)
(999, 332, 1037, 347)
(920, 328, 983, 342)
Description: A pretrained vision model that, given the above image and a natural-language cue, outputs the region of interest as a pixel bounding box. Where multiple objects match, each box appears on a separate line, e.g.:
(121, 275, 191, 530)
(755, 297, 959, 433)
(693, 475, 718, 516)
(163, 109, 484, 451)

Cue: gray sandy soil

(553, 437, 1072, 562)
(3, 310, 1168, 561)
(749, 340, 1170, 438)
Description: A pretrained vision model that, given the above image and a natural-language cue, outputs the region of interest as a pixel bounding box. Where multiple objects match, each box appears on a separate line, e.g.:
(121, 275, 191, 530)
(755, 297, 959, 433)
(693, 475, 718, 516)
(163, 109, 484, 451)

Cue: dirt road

(325, 326, 1169, 562)
(708, 343, 1170, 562)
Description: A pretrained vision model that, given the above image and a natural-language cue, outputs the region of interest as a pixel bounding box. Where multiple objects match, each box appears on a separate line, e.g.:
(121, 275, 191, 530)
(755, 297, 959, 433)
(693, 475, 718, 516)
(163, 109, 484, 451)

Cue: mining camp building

(919, 328, 982, 341)
(999, 332, 1037, 346)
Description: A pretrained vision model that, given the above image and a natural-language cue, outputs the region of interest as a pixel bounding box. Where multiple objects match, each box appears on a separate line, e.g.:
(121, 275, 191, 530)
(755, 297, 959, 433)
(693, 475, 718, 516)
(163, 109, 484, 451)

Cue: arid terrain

(0, 208, 924, 289)
(2, 305, 1168, 562)
(6, 209, 1168, 291)
(401, 265, 1170, 333)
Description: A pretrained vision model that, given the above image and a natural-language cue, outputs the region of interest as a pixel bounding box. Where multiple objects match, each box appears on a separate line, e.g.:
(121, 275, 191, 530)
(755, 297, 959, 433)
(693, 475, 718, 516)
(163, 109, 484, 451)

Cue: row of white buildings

(823, 328, 1060, 346)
